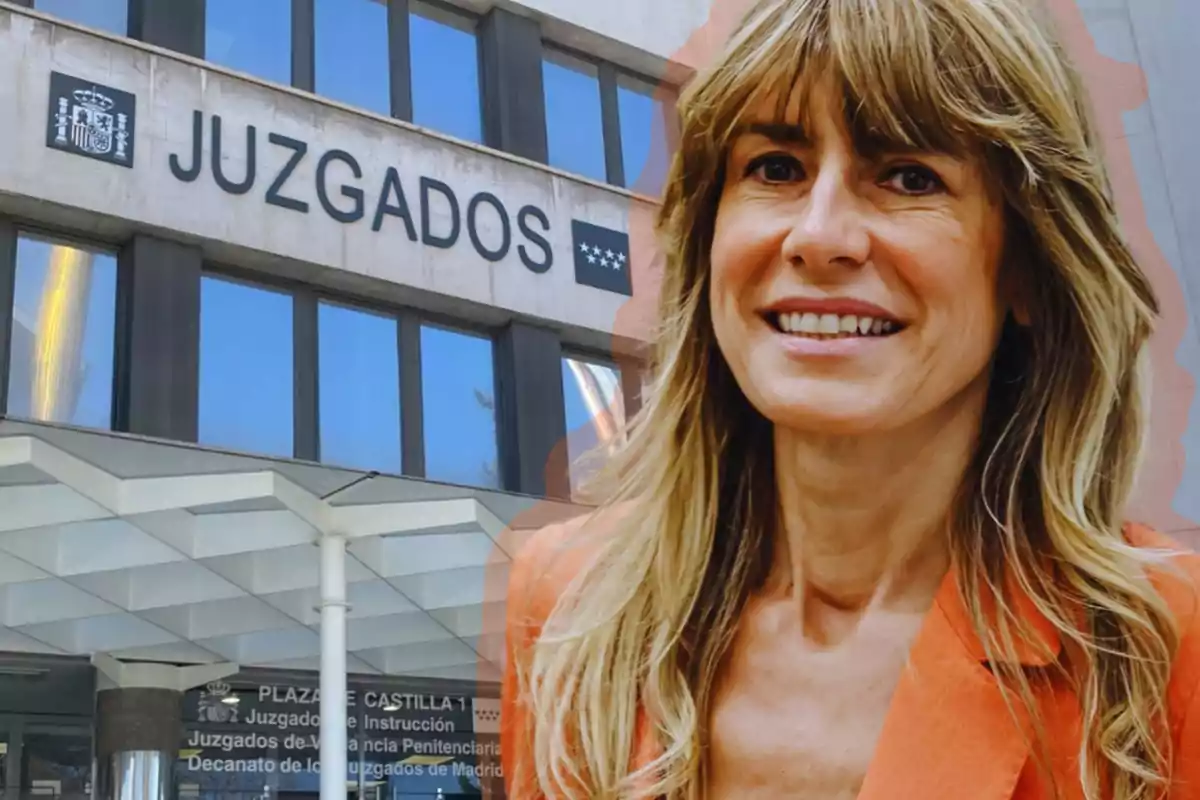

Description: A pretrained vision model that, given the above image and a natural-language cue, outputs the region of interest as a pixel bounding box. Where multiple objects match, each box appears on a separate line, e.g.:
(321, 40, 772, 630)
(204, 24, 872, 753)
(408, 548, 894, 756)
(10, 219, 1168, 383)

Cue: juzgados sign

(45, 71, 635, 296)
(167, 110, 557, 275)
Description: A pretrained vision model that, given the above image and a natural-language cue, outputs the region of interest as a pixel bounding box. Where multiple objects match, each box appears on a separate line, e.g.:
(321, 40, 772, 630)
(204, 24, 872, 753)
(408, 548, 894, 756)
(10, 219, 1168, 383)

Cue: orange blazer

(502, 520, 1200, 799)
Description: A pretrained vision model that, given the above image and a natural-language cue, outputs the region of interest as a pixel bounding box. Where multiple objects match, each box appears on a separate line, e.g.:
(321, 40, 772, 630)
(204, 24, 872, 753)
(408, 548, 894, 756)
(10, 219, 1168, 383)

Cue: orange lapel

(627, 569, 1065, 799)
(857, 569, 1060, 800)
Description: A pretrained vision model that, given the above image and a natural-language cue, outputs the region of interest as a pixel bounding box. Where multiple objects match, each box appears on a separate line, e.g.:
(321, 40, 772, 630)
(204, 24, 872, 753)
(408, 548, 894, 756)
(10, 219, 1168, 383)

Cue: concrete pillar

(113, 235, 202, 443)
(127, 0, 205, 57)
(91, 655, 238, 800)
(95, 688, 180, 800)
(479, 8, 548, 163)
(495, 322, 569, 499)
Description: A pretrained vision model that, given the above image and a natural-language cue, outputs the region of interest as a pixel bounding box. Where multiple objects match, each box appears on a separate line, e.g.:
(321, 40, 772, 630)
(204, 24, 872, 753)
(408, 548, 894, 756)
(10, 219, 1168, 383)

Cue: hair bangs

(700, 0, 1043, 171)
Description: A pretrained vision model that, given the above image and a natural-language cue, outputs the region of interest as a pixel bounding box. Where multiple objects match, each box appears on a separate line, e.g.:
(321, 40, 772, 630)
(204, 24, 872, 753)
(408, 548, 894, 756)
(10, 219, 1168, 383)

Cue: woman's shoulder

(1125, 522, 1200, 620)
(505, 501, 636, 632)
(1125, 523, 1200, 741)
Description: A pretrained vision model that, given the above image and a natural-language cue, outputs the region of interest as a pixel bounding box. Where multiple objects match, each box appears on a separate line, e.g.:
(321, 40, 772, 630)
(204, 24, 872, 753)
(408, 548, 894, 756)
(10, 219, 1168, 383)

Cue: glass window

(34, 0, 127, 35)
(20, 728, 91, 797)
(562, 356, 626, 496)
(542, 48, 607, 182)
(410, 2, 482, 143)
(421, 325, 499, 488)
(318, 301, 401, 473)
(315, 0, 390, 115)
(618, 74, 673, 194)
(199, 276, 294, 458)
(206, 0, 292, 86)
(6, 234, 117, 430)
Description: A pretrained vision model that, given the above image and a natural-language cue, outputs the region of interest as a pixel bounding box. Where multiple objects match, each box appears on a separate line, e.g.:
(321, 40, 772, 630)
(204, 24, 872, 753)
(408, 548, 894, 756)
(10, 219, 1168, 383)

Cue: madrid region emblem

(197, 680, 239, 724)
(46, 71, 136, 168)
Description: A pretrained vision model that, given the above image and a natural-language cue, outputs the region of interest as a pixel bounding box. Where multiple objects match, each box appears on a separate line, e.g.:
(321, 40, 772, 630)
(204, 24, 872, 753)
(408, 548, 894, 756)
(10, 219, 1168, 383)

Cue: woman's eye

(746, 154, 804, 184)
(882, 164, 945, 195)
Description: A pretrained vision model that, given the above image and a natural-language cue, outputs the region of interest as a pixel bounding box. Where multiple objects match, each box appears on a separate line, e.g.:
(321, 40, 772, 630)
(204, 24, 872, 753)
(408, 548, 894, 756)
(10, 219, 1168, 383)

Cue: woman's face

(709, 81, 1010, 435)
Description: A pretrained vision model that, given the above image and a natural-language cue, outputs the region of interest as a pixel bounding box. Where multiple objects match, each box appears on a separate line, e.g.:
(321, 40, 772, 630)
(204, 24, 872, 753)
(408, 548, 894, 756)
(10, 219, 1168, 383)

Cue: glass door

(18, 724, 91, 798)
(0, 718, 92, 799)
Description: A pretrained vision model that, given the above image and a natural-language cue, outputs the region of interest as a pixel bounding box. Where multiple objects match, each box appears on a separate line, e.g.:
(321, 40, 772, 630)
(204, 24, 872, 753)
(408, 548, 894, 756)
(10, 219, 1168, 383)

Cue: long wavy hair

(517, 1, 1180, 797)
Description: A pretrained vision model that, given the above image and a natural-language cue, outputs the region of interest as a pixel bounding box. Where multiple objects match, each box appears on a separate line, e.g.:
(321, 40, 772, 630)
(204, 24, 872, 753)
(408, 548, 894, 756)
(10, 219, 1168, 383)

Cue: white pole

(319, 534, 348, 800)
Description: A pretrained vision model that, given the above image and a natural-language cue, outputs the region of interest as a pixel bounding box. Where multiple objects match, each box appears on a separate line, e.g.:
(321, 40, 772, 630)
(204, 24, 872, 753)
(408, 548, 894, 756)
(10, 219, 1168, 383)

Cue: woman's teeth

(774, 312, 898, 337)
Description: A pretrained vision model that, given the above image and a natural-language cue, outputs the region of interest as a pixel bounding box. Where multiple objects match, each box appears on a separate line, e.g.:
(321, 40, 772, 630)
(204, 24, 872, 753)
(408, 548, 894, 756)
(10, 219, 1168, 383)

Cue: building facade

(0, 0, 1197, 798)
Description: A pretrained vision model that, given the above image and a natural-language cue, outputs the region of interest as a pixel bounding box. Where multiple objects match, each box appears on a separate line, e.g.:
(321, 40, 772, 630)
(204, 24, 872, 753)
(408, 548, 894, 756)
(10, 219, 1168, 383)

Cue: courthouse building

(0, 0, 693, 796)
(0, 0, 1199, 798)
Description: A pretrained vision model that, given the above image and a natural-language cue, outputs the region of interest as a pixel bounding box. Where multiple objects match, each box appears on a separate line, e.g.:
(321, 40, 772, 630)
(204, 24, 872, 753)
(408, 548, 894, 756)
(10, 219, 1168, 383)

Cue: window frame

(612, 68, 680, 192)
(563, 342, 645, 417)
(0, 221, 122, 431)
(313, 295, 406, 474)
(26, 0, 131, 36)
(540, 43, 610, 184)
(417, 318, 504, 489)
(406, 0, 485, 139)
(309, 0, 394, 116)
(293, 0, 484, 133)
(559, 346, 631, 496)
(564, 345, 638, 422)
(198, 263, 501, 484)
(196, 266, 299, 460)
(539, 40, 679, 190)
(410, 0, 478, 39)
(202, 0, 297, 88)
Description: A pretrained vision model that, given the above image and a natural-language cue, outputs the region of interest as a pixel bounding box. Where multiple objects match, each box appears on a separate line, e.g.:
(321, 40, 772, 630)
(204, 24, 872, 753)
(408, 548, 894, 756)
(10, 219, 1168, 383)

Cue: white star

(586, 253, 597, 264)
(592, 245, 603, 257)
(617, 252, 627, 265)
(600, 258, 610, 268)
(605, 249, 615, 260)
(579, 242, 590, 253)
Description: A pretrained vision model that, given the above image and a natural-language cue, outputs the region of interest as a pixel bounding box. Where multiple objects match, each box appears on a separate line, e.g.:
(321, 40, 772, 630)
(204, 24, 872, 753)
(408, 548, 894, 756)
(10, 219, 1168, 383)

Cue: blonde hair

(518, 1, 1180, 798)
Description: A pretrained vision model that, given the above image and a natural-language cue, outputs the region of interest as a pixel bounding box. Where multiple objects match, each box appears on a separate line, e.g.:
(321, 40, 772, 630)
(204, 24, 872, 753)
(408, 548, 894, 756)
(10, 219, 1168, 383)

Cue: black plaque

(571, 219, 632, 296)
(46, 71, 137, 168)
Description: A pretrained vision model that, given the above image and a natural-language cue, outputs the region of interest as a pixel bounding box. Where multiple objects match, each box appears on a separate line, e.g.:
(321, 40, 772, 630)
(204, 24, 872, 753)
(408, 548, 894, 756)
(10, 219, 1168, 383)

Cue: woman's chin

(749, 387, 909, 437)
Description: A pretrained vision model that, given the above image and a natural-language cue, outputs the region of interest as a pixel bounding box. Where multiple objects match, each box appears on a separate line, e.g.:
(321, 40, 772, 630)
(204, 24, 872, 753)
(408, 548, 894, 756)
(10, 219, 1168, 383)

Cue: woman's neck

(767, 386, 988, 635)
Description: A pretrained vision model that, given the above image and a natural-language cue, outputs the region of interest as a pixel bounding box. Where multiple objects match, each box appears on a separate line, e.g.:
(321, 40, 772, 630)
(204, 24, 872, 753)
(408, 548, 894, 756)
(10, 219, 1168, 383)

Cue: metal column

(319, 534, 349, 799)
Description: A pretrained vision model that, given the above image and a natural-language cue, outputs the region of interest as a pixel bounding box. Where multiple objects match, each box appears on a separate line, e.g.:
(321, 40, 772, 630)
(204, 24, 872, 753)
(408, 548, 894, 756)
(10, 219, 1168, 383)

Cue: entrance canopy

(0, 419, 584, 682)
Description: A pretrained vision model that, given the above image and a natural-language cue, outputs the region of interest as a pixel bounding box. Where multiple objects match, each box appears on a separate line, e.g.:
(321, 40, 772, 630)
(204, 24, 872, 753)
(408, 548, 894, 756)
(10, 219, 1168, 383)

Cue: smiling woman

(711, 83, 1009, 436)
(501, 0, 1200, 799)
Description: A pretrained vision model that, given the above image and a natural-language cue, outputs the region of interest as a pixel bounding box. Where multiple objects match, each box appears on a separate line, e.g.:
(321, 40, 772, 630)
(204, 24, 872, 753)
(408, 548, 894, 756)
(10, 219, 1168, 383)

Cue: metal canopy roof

(0, 420, 586, 683)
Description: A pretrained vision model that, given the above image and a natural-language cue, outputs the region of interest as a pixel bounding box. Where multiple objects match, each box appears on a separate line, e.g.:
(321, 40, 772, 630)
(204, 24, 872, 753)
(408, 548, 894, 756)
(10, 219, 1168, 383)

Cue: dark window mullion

(399, 313, 425, 477)
(616, 354, 643, 422)
(493, 331, 517, 493)
(472, 10, 486, 141)
(292, 0, 316, 92)
(388, 0, 413, 120)
(111, 241, 135, 432)
(294, 290, 319, 461)
(599, 62, 626, 187)
(0, 220, 17, 416)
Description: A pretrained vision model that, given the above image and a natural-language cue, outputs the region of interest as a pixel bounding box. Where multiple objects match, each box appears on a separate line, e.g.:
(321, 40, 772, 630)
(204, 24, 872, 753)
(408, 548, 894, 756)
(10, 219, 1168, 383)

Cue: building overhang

(0, 419, 587, 683)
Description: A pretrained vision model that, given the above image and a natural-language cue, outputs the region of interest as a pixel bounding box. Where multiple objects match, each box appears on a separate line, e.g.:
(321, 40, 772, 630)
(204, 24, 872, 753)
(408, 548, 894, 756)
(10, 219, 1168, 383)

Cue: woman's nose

(780, 170, 871, 273)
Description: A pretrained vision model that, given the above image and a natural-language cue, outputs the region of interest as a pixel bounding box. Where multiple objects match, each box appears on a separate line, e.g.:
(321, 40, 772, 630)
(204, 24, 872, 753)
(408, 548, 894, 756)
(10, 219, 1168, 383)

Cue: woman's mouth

(768, 311, 904, 339)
